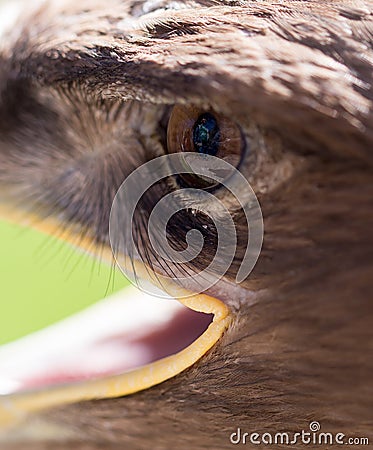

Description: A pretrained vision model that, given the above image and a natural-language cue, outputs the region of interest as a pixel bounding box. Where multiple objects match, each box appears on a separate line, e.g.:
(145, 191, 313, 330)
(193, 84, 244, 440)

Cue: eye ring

(167, 105, 246, 189)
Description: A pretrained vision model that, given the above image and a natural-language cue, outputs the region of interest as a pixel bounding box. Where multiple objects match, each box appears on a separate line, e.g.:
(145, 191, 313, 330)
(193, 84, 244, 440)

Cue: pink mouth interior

(0, 302, 213, 393)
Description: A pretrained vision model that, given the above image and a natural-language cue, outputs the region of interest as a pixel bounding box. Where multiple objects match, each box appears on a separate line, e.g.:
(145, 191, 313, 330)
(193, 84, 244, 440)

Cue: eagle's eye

(167, 105, 245, 188)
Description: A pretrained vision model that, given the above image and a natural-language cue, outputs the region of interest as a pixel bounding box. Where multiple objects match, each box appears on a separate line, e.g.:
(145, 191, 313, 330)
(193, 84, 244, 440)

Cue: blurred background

(0, 220, 128, 345)
(0, 0, 127, 346)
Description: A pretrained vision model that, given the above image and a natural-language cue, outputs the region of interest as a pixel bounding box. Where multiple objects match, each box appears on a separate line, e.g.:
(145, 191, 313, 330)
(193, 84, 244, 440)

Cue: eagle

(0, 0, 372, 448)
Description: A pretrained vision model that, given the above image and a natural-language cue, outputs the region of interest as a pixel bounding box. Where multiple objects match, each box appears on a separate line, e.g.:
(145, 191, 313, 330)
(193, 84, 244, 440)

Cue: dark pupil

(192, 113, 220, 156)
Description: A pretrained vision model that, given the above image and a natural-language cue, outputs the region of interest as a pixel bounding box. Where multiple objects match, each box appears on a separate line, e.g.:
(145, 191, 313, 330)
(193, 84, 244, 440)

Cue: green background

(0, 220, 128, 346)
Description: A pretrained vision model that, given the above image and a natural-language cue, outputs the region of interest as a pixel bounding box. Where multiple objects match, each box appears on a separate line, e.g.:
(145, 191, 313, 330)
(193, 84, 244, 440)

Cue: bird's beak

(0, 206, 231, 435)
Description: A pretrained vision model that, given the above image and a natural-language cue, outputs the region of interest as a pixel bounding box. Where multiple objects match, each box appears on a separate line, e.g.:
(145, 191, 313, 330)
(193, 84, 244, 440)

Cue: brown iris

(167, 105, 244, 188)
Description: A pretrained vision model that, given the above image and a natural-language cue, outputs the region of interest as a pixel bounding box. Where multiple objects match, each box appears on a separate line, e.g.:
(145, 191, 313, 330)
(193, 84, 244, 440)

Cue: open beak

(0, 207, 231, 433)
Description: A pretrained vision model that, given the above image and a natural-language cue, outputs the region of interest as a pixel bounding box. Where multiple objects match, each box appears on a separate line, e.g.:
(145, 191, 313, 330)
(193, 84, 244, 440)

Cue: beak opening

(0, 280, 230, 431)
(0, 209, 231, 431)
